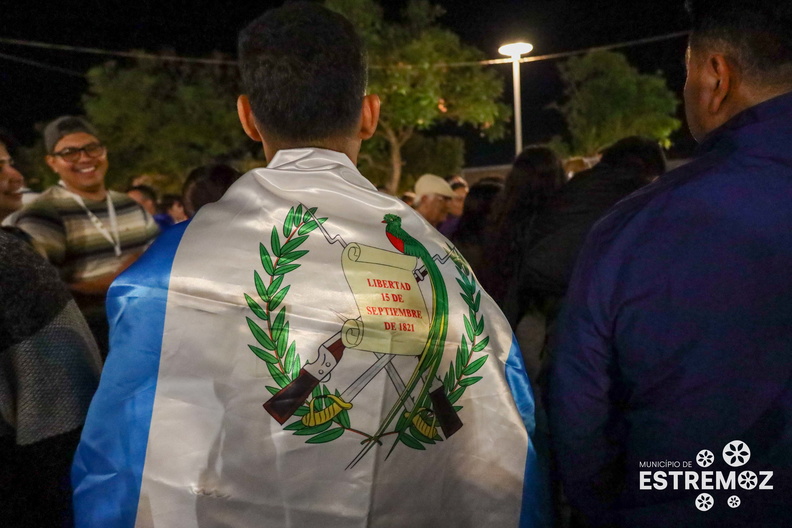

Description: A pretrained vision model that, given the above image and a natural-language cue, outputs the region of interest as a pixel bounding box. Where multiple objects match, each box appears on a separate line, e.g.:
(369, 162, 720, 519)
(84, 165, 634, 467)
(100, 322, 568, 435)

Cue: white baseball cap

(414, 174, 454, 199)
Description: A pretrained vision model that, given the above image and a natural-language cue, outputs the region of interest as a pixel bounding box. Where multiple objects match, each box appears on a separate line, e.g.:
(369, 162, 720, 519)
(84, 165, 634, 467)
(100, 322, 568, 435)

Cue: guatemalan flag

(72, 148, 551, 527)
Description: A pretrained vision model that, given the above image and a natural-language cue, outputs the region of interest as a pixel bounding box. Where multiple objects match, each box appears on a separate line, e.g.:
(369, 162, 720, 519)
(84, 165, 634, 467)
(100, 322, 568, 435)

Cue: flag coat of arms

(73, 148, 550, 527)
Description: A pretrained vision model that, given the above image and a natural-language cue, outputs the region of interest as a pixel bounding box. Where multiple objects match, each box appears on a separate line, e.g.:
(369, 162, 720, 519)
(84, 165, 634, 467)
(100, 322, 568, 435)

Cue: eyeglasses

(0, 157, 14, 169)
(52, 143, 106, 163)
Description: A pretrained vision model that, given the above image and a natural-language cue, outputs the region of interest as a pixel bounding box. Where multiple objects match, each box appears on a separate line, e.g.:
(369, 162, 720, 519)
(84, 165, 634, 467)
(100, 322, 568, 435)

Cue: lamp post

(498, 42, 533, 157)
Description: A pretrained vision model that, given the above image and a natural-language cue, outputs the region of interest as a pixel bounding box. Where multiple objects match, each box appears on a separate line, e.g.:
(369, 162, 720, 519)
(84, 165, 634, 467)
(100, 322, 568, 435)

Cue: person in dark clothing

(0, 230, 101, 527)
(449, 179, 503, 274)
(503, 137, 665, 446)
(503, 136, 666, 330)
(548, 1, 792, 526)
(501, 137, 664, 391)
(478, 146, 566, 307)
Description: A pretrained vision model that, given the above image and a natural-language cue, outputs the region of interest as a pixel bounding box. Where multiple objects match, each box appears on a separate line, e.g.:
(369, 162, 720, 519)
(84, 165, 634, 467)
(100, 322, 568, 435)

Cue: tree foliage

(553, 51, 681, 157)
(327, 0, 509, 193)
(82, 54, 253, 191)
(360, 133, 464, 191)
(15, 140, 53, 192)
(400, 134, 464, 189)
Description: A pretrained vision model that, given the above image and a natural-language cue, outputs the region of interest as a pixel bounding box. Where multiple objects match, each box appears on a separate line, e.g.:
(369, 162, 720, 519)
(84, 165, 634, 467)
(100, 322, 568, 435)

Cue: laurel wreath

(393, 248, 490, 450)
(443, 249, 489, 410)
(246, 210, 489, 449)
(245, 204, 350, 444)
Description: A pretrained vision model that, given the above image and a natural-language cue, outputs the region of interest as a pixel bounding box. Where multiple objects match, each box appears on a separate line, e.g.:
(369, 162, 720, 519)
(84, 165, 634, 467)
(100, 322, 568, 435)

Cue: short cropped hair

(686, 0, 792, 87)
(159, 194, 182, 214)
(0, 128, 17, 153)
(237, 2, 367, 142)
(127, 185, 157, 203)
(182, 164, 241, 218)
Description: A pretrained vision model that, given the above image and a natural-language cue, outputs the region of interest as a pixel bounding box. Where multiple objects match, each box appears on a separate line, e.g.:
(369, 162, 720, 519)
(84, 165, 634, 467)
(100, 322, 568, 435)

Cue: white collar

(267, 147, 358, 171)
(265, 148, 376, 192)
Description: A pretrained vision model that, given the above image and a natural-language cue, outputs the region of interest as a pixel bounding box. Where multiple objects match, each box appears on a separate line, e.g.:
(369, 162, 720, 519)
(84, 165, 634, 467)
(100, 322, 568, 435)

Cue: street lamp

(498, 42, 533, 157)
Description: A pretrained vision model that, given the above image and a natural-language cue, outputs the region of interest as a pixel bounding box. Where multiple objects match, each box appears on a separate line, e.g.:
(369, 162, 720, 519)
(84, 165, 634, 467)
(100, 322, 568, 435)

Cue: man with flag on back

(72, 3, 549, 527)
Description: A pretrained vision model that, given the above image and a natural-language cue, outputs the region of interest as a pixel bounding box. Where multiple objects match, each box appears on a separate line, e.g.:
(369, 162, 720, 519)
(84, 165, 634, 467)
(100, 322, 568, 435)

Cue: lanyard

(59, 182, 122, 257)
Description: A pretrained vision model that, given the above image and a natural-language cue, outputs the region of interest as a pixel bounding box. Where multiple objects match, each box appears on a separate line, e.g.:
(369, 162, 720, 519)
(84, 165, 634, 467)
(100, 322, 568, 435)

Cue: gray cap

(43, 116, 99, 153)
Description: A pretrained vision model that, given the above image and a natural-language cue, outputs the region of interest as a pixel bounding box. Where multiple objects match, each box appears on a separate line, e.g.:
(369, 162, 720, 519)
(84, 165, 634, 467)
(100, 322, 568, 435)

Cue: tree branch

(358, 152, 389, 174)
(397, 127, 414, 147)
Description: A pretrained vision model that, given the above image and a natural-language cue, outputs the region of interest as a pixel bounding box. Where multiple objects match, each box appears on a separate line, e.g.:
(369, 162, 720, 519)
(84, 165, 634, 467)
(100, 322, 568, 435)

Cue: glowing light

(498, 42, 533, 58)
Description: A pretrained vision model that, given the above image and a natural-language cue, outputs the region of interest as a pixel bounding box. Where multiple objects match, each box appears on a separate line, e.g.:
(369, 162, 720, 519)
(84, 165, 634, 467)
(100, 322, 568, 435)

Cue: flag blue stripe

(72, 222, 189, 527)
(505, 334, 552, 528)
(505, 334, 535, 434)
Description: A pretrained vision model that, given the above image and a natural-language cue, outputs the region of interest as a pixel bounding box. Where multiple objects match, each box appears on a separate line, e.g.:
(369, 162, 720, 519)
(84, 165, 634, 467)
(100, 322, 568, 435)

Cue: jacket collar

(698, 90, 792, 155)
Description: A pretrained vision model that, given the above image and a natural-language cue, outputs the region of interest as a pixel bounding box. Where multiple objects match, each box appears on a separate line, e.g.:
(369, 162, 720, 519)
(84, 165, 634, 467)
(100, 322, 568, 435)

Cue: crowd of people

(1, 119, 242, 356)
(1, 0, 791, 527)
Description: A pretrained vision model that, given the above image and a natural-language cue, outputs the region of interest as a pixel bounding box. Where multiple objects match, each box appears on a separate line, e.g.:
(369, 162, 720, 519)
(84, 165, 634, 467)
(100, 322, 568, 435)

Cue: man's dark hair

(127, 185, 158, 203)
(686, 0, 792, 87)
(182, 164, 241, 218)
(157, 194, 184, 213)
(238, 2, 367, 142)
(599, 136, 666, 179)
(0, 128, 17, 154)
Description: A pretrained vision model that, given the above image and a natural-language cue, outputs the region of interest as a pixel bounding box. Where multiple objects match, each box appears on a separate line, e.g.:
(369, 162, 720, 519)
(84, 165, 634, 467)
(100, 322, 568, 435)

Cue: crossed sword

(262, 212, 462, 438)
(263, 319, 412, 424)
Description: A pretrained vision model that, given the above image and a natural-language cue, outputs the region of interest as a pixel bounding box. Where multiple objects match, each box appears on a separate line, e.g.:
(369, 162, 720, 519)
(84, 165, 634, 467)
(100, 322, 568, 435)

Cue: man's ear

(358, 94, 380, 140)
(237, 95, 263, 142)
(45, 155, 58, 173)
(706, 54, 736, 115)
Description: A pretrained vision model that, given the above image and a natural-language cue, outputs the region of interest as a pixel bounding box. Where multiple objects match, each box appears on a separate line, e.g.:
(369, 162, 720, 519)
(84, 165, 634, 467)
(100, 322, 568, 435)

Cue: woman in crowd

(476, 146, 566, 306)
(449, 179, 504, 274)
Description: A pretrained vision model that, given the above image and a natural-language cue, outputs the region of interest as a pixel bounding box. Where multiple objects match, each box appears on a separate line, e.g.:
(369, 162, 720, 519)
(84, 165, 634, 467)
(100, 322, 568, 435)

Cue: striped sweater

(11, 185, 159, 283)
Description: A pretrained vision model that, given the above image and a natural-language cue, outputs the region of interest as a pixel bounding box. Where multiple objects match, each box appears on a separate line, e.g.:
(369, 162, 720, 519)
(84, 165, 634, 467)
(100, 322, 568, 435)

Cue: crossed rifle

(262, 213, 462, 438)
(262, 302, 462, 438)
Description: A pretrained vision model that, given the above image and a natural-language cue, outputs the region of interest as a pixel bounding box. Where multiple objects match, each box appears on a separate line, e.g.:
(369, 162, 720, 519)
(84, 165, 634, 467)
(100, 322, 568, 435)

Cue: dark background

(1, 0, 694, 166)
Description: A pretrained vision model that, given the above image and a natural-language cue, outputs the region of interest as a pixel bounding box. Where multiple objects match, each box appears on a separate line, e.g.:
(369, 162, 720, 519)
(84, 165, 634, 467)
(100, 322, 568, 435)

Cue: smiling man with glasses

(9, 116, 159, 356)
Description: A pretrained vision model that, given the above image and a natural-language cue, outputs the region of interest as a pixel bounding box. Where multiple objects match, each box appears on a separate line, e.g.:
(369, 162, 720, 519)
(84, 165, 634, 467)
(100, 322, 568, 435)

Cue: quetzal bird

(350, 213, 450, 466)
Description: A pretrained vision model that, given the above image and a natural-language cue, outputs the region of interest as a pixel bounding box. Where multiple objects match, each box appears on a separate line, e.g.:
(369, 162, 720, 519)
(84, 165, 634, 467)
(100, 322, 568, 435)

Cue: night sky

(2, 0, 693, 166)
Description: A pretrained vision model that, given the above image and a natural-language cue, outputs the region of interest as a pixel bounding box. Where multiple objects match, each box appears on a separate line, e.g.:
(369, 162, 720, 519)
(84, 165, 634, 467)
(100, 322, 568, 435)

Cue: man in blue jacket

(548, 1, 792, 526)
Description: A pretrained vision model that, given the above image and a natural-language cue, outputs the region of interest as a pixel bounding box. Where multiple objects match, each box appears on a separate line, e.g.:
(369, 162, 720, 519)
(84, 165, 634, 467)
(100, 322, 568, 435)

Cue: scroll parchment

(341, 243, 430, 356)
